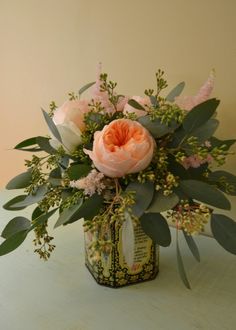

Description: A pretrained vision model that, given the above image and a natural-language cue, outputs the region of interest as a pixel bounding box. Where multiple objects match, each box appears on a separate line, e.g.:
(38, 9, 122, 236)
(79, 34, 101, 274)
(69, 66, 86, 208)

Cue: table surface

(0, 190, 236, 330)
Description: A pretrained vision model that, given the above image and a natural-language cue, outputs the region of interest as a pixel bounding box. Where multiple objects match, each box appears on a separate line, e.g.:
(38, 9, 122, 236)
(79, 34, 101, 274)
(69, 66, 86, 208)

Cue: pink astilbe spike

(175, 70, 215, 111)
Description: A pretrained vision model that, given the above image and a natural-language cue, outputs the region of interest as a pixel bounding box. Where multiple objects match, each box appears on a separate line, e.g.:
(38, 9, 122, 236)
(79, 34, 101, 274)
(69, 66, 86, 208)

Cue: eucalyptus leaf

(126, 181, 154, 217)
(179, 180, 231, 210)
(209, 137, 236, 151)
(12, 185, 48, 208)
(54, 200, 83, 228)
(128, 99, 146, 110)
(190, 118, 219, 143)
(208, 171, 236, 196)
(3, 195, 27, 211)
(32, 206, 44, 220)
(59, 155, 70, 170)
(49, 168, 62, 186)
(138, 116, 179, 138)
(176, 239, 191, 289)
(182, 230, 200, 262)
(149, 95, 158, 107)
(183, 98, 220, 134)
(14, 136, 42, 152)
(42, 109, 62, 143)
(14, 137, 38, 149)
(67, 164, 91, 180)
(6, 171, 32, 190)
(147, 191, 179, 213)
(36, 136, 56, 154)
(166, 81, 185, 102)
(30, 208, 58, 230)
(78, 81, 95, 96)
(140, 213, 171, 247)
(211, 214, 236, 254)
(167, 126, 186, 148)
(0, 230, 28, 256)
(66, 194, 104, 225)
(1, 217, 31, 239)
(167, 156, 189, 179)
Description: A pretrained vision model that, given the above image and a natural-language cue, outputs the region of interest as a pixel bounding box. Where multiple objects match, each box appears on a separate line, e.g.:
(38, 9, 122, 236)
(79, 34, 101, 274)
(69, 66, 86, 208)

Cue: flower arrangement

(1, 66, 236, 288)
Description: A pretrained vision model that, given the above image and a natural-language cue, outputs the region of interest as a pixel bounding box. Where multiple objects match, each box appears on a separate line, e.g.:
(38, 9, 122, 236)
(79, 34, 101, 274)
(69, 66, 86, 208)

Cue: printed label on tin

(119, 223, 152, 274)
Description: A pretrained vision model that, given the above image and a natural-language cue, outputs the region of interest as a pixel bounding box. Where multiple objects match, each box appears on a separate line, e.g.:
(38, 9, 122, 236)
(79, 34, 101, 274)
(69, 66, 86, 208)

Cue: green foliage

(126, 181, 154, 217)
(140, 213, 171, 247)
(1, 217, 31, 239)
(12, 185, 48, 208)
(166, 81, 185, 102)
(54, 200, 83, 228)
(208, 170, 236, 195)
(67, 164, 91, 180)
(147, 192, 179, 213)
(179, 180, 231, 210)
(176, 238, 191, 289)
(30, 208, 58, 230)
(183, 98, 219, 134)
(3, 195, 27, 211)
(6, 171, 32, 190)
(14, 137, 42, 152)
(138, 116, 178, 138)
(127, 99, 146, 110)
(78, 81, 96, 97)
(211, 214, 236, 254)
(36, 137, 56, 154)
(182, 230, 200, 262)
(0, 230, 28, 256)
(42, 109, 62, 143)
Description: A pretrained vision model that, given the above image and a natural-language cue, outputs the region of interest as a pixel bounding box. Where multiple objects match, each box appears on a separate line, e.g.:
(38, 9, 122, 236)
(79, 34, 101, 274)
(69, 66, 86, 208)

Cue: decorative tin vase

(84, 222, 159, 288)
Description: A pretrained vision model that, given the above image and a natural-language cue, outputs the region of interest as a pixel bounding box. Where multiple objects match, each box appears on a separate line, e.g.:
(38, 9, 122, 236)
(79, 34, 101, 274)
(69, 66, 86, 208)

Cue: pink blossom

(70, 169, 105, 196)
(182, 154, 213, 169)
(175, 71, 215, 111)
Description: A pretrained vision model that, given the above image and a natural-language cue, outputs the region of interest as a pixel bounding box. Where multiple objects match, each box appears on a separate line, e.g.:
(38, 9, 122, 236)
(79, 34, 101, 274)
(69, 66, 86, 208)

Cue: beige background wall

(0, 0, 236, 188)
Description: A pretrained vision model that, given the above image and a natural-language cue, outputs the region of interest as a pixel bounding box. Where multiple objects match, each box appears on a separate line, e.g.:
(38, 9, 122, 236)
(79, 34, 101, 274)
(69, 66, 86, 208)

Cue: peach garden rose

(84, 118, 155, 177)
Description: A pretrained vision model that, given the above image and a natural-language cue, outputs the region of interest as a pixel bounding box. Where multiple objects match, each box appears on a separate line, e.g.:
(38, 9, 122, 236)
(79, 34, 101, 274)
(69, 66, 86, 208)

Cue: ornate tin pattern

(84, 222, 159, 288)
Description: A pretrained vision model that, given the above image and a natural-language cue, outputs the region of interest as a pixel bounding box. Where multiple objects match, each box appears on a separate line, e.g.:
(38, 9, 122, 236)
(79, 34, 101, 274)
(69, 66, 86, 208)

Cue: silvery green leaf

(128, 99, 146, 110)
(183, 99, 220, 134)
(208, 170, 236, 196)
(126, 181, 154, 217)
(166, 81, 185, 102)
(211, 214, 236, 254)
(3, 195, 28, 211)
(176, 239, 191, 289)
(12, 185, 48, 208)
(179, 180, 231, 210)
(0, 230, 28, 256)
(147, 192, 179, 213)
(78, 81, 95, 96)
(140, 213, 171, 247)
(42, 109, 62, 143)
(1, 217, 31, 239)
(54, 201, 83, 228)
(190, 118, 219, 143)
(6, 170, 32, 190)
(182, 230, 200, 262)
(138, 116, 179, 138)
